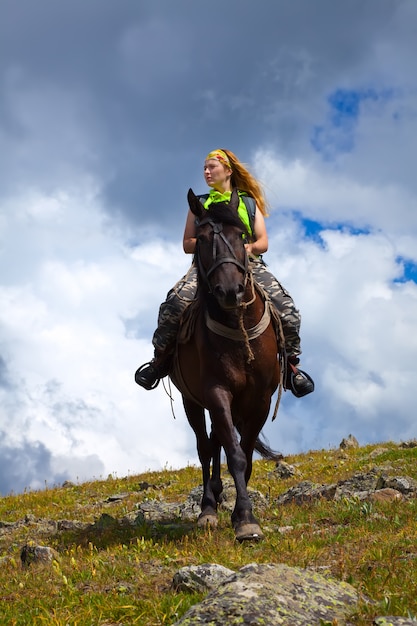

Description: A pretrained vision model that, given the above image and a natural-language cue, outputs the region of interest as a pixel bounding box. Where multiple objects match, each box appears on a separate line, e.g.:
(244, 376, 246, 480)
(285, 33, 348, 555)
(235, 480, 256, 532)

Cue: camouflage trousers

(152, 258, 301, 357)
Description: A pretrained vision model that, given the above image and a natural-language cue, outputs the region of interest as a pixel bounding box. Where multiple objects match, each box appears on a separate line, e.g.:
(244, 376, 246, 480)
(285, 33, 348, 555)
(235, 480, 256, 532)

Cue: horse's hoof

(234, 523, 264, 542)
(197, 513, 218, 529)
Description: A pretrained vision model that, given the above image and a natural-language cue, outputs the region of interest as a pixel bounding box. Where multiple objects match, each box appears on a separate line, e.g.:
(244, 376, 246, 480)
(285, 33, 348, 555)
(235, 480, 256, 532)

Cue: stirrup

(287, 362, 315, 398)
(134, 361, 160, 390)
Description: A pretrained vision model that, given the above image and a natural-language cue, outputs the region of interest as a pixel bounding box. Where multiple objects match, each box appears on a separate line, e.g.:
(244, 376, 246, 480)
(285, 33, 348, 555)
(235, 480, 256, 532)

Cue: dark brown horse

(170, 189, 281, 541)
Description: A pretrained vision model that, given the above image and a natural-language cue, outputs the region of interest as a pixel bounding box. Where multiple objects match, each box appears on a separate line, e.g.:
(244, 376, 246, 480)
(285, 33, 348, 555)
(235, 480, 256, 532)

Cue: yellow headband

(205, 149, 231, 169)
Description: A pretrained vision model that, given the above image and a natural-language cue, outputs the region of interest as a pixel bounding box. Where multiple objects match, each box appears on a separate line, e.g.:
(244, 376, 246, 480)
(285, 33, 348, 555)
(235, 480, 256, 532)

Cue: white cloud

(0, 183, 196, 494)
(256, 148, 417, 457)
(1, 0, 417, 493)
(255, 151, 417, 240)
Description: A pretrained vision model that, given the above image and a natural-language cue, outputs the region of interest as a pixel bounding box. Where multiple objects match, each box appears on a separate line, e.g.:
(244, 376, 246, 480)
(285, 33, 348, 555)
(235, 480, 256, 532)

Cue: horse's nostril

(213, 285, 225, 299)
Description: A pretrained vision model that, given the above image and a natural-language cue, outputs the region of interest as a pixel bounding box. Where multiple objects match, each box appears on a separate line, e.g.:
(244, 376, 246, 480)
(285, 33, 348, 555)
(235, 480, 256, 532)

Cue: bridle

(195, 217, 248, 291)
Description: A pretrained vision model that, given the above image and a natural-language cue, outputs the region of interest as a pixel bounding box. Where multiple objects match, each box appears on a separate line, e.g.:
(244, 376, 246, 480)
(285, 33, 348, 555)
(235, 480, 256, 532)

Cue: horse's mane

(203, 202, 250, 238)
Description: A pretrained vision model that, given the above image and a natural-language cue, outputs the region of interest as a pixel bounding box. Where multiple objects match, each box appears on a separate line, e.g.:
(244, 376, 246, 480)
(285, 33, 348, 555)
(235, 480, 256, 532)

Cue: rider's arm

(183, 209, 197, 254)
(245, 207, 268, 257)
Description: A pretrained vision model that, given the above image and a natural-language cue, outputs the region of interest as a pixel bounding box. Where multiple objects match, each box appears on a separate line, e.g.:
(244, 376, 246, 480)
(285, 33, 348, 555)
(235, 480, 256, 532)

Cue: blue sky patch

(292, 213, 371, 245)
(394, 256, 417, 283)
(311, 87, 395, 159)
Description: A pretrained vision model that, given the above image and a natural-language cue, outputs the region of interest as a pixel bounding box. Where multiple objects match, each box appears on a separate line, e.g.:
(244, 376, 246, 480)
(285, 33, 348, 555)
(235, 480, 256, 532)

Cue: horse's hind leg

(182, 397, 219, 528)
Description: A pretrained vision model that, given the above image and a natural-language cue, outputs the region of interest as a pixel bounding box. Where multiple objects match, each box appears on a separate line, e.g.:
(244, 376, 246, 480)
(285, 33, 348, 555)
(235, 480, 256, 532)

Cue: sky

(0, 0, 416, 495)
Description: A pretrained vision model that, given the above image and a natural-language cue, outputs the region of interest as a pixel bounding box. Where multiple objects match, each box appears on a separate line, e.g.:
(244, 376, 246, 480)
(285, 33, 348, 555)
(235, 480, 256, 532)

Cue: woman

(135, 149, 314, 397)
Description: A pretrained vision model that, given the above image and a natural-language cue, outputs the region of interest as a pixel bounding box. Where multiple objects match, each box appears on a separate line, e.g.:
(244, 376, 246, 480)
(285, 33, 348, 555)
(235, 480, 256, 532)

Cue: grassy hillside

(0, 440, 416, 625)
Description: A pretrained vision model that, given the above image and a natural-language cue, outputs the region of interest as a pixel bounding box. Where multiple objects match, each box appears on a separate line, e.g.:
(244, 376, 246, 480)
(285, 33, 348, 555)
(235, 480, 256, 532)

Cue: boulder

(173, 563, 235, 593)
(173, 562, 361, 625)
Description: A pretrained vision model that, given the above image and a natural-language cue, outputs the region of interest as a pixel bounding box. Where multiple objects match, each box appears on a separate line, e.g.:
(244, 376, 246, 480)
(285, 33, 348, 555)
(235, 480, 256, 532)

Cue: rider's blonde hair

(221, 148, 269, 216)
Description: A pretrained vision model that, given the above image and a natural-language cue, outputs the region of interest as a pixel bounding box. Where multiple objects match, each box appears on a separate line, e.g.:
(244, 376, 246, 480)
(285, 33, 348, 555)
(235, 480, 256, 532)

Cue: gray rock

(334, 470, 381, 499)
(277, 480, 337, 505)
(20, 543, 59, 567)
(399, 439, 417, 449)
(272, 460, 300, 479)
(373, 617, 417, 625)
(367, 488, 403, 503)
(380, 475, 417, 495)
(57, 519, 88, 531)
(104, 493, 130, 503)
(136, 500, 185, 522)
(173, 564, 235, 593)
(173, 562, 361, 625)
(340, 434, 359, 449)
(276, 470, 417, 507)
(368, 447, 390, 458)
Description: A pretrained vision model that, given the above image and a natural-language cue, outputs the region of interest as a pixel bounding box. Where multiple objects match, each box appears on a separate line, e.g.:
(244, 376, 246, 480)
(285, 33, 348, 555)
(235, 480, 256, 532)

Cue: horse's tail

(254, 436, 283, 462)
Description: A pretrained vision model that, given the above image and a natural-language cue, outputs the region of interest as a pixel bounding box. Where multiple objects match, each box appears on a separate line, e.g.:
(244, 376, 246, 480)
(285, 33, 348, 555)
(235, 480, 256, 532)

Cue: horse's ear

(187, 188, 204, 219)
(230, 188, 239, 211)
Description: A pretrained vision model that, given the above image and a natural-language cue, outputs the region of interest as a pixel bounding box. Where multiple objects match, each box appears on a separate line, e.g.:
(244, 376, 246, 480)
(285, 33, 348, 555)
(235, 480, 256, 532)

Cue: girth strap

(205, 301, 271, 341)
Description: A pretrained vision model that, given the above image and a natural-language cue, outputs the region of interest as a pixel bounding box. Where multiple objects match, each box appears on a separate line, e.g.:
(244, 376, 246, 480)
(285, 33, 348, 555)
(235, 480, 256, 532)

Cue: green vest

(201, 189, 254, 236)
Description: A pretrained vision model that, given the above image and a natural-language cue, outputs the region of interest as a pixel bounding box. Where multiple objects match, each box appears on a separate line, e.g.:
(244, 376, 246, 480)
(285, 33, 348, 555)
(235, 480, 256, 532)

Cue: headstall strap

(197, 217, 248, 285)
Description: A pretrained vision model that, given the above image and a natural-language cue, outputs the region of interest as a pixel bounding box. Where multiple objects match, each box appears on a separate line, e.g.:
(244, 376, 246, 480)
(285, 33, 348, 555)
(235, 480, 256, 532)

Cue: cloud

(0, 183, 197, 495)
(0, 0, 416, 492)
(256, 147, 417, 456)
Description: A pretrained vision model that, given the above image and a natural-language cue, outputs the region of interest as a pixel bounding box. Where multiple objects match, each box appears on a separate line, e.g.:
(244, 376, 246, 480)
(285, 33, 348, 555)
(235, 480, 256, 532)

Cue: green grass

(0, 441, 416, 625)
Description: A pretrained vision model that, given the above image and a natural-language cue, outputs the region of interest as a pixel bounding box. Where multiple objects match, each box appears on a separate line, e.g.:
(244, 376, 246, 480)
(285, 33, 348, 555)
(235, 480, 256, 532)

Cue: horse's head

(188, 188, 249, 310)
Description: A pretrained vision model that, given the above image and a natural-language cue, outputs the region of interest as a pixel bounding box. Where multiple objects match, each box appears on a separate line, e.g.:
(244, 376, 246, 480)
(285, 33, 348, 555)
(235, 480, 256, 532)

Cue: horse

(170, 188, 282, 541)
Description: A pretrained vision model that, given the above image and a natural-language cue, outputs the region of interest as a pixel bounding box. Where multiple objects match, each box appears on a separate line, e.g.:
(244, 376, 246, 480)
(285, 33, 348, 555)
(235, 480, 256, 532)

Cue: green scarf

(203, 189, 252, 235)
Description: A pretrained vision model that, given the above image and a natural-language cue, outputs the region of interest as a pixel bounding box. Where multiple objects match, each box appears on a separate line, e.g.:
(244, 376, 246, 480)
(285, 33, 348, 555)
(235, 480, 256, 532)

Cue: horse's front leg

(209, 430, 223, 504)
(182, 397, 219, 528)
(239, 399, 271, 485)
(208, 389, 264, 542)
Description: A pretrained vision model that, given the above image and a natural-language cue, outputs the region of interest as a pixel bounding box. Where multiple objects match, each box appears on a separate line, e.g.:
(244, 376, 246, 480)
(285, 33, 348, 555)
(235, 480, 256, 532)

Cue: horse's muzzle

(213, 283, 245, 310)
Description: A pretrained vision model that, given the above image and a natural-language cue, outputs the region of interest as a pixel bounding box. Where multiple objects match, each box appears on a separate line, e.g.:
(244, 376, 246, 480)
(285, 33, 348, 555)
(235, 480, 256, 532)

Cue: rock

(173, 562, 361, 625)
(20, 542, 59, 567)
(339, 434, 359, 450)
(373, 617, 417, 625)
(92, 513, 118, 530)
(334, 470, 382, 499)
(368, 447, 389, 458)
(57, 519, 89, 532)
(104, 493, 130, 503)
(218, 481, 268, 513)
(172, 564, 235, 593)
(399, 439, 417, 449)
(380, 475, 417, 495)
(367, 488, 403, 503)
(276, 481, 337, 505)
(137, 481, 159, 490)
(272, 460, 300, 479)
(276, 468, 417, 508)
(135, 500, 184, 522)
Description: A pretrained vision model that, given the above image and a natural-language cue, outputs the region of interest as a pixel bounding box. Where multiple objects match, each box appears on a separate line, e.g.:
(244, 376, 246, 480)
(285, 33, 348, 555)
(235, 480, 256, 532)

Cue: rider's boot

(286, 356, 315, 397)
(134, 349, 173, 390)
